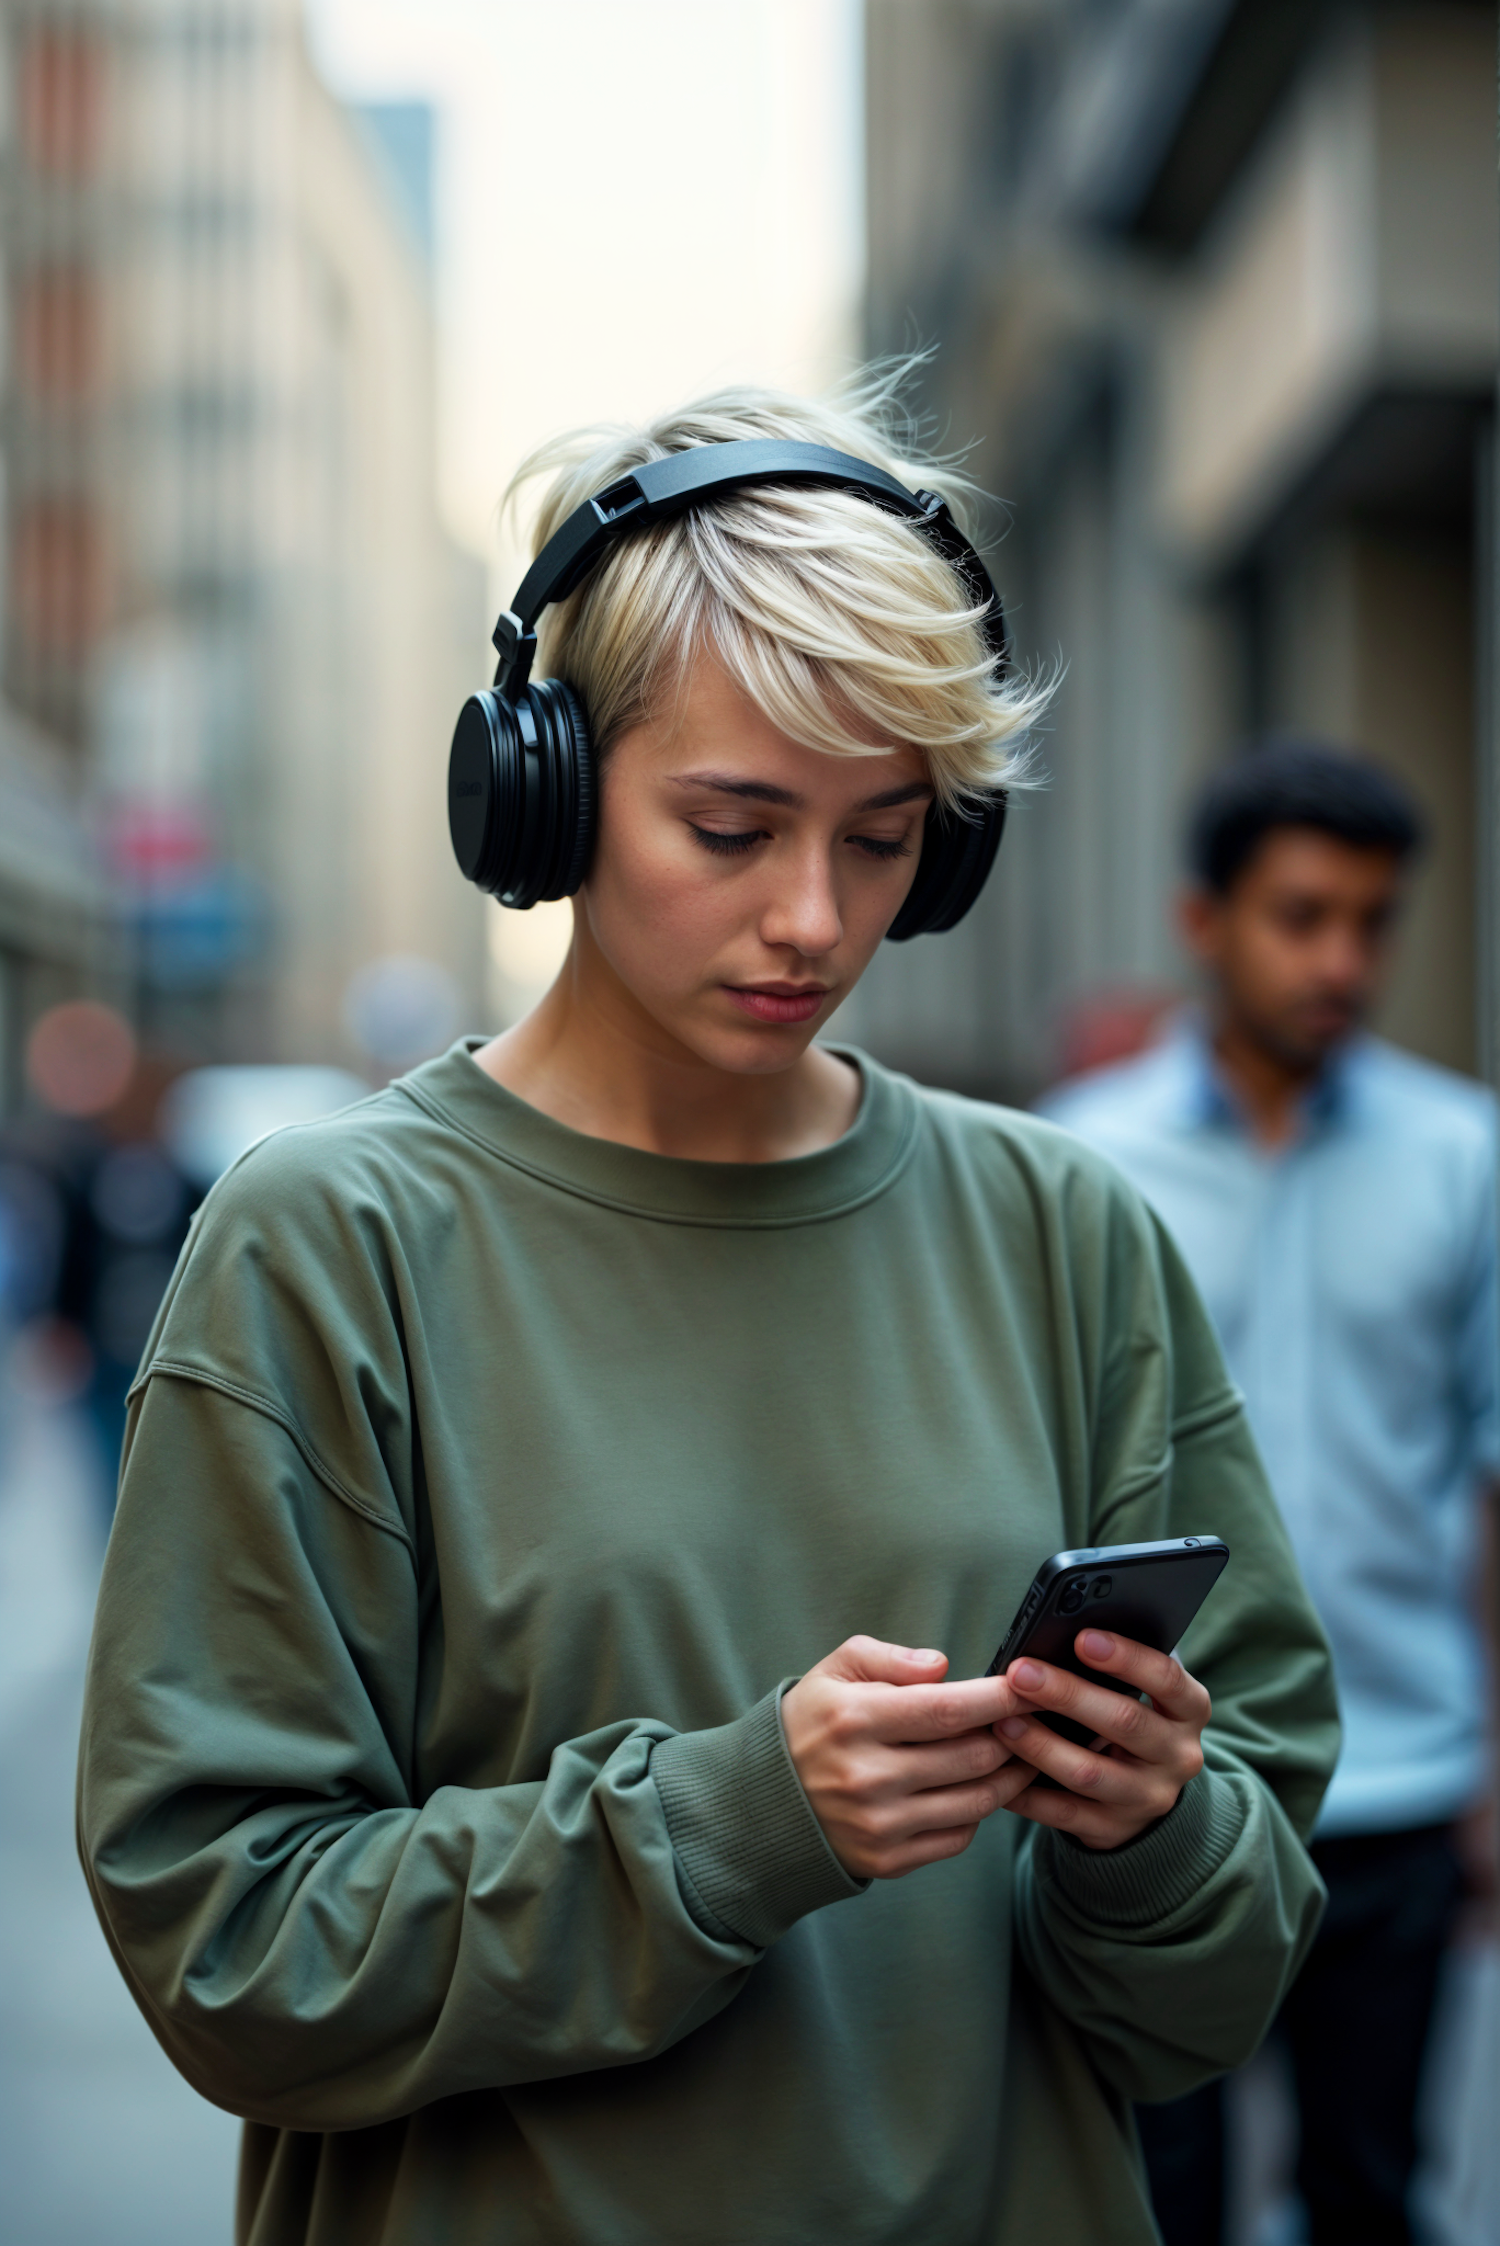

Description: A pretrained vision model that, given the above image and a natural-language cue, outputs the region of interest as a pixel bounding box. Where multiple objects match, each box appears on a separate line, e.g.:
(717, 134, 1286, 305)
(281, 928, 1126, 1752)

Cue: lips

(723, 984, 829, 1025)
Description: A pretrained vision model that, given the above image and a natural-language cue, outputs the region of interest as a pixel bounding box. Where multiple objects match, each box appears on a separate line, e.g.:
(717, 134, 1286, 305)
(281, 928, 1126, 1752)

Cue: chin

(1275, 1023, 1356, 1072)
(668, 1004, 824, 1078)
(702, 1025, 821, 1077)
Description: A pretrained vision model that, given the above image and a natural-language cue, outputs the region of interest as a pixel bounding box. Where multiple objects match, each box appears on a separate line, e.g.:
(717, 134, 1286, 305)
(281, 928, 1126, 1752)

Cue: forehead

(636, 650, 931, 804)
(1242, 824, 1404, 894)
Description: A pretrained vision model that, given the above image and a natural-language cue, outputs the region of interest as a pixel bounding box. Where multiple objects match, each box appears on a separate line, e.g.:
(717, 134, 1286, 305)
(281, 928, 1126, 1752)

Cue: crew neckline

(394, 1038, 921, 1229)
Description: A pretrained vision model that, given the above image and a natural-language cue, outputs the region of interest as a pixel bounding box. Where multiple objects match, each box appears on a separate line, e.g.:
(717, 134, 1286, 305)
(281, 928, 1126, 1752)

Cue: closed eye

(689, 825, 914, 862)
(689, 825, 765, 856)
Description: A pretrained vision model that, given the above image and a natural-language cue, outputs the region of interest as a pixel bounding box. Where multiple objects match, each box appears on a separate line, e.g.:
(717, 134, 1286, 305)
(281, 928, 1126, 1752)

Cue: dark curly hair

(1187, 739, 1424, 895)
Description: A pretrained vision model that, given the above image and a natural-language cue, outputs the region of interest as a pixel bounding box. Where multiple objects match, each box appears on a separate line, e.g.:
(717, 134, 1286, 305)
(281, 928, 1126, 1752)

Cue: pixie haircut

(505, 375, 1049, 812)
(1188, 740, 1424, 895)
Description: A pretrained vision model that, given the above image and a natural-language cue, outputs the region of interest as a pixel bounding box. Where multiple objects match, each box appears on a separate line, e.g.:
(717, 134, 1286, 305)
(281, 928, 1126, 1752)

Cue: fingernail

(1080, 1630, 1114, 1659)
(902, 1648, 944, 1663)
(1000, 1718, 1027, 1741)
(1010, 1660, 1043, 1690)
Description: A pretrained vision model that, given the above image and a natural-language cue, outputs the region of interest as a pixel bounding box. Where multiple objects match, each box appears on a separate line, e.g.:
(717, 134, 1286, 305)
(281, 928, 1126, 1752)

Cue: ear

(1177, 884, 1221, 966)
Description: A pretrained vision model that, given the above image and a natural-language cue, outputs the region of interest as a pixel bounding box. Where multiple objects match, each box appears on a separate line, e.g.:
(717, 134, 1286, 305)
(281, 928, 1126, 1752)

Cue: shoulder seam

(135, 1361, 415, 1553)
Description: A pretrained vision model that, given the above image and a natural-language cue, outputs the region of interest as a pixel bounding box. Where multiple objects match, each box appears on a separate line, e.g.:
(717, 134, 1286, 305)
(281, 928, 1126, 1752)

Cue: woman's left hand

(994, 1629, 1211, 1852)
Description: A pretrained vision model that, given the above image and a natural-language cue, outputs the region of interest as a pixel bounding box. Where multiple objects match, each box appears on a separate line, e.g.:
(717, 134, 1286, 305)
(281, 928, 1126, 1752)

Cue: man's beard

(1248, 996, 1362, 1075)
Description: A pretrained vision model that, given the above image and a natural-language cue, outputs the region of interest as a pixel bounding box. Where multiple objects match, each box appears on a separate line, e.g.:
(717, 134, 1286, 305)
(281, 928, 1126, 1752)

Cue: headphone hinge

(491, 610, 538, 696)
(592, 474, 648, 524)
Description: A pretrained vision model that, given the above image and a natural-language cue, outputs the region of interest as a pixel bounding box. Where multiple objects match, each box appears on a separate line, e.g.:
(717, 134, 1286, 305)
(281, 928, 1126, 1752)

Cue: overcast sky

(304, 0, 865, 585)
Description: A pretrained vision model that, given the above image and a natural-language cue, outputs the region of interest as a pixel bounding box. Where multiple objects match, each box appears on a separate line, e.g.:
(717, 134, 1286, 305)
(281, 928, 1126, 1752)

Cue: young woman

(80, 382, 1337, 2246)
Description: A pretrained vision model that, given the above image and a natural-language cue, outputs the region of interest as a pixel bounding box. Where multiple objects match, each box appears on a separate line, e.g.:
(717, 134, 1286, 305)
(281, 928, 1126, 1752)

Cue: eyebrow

(672, 771, 934, 813)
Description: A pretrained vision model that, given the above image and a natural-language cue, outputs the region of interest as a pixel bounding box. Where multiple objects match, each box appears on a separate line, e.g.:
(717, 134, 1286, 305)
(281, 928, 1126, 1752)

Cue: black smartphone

(986, 1537, 1229, 1748)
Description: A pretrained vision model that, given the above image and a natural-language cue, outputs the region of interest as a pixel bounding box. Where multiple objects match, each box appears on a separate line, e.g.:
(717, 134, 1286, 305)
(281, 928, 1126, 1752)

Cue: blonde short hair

(505, 373, 1048, 812)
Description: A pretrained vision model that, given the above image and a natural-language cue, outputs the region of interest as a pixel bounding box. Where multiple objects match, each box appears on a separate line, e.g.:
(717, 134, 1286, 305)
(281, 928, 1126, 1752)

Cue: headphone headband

(491, 438, 1009, 695)
(453, 437, 1013, 940)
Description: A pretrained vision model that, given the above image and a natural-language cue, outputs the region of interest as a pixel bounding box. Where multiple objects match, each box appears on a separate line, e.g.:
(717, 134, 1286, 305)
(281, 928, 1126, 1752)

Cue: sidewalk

(0, 1356, 239, 2246)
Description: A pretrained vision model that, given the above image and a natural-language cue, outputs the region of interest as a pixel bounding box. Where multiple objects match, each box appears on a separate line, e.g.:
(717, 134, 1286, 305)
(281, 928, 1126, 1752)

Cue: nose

(1318, 920, 1376, 989)
(758, 839, 844, 959)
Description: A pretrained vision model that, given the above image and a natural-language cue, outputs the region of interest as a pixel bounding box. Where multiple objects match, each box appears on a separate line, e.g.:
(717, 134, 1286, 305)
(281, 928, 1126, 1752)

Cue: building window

(10, 494, 108, 661)
(17, 23, 106, 183)
(12, 267, 102, 403)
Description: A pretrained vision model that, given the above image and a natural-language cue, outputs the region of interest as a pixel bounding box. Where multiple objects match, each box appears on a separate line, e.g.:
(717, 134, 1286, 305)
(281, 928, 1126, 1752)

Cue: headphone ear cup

(885, 795, 1007, 942)
(530, 679, 596, 900)
(447, 679, 596, 907)
(448, 688, 518, 897)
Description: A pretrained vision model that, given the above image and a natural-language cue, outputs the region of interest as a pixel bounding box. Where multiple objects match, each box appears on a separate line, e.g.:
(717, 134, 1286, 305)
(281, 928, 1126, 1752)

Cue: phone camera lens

(1059, 1586, 1085, 1615)
(1091, 1575, 1112, 1600)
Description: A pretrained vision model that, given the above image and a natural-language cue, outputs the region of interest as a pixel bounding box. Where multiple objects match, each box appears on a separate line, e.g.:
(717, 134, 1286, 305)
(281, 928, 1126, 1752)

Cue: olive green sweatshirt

(78, 1043, 1336, 2246)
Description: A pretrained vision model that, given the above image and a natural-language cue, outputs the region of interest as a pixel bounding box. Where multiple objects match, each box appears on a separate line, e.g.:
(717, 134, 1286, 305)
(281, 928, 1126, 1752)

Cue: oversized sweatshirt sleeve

(76, 1146, 857, 2133)
(1011, 1170, 1339, 2105)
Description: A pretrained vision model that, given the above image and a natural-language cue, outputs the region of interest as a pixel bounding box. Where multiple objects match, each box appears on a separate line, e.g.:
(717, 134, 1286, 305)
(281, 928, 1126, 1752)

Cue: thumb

(821, 1634, 949, 1685)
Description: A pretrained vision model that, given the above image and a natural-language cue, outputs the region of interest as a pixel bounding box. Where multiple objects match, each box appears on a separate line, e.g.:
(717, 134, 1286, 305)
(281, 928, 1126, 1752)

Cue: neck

(1209, 1010, 1328, 1150)
(474, 934, 859, 1164)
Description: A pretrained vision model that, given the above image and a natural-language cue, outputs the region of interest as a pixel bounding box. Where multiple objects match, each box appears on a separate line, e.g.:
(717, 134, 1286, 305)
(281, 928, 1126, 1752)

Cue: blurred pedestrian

(78, 384, 1337, 2246)
(70, 1053, 200, 1494)
(1047, 740, 1499, 2246)
(0, 1015, 198, 1514)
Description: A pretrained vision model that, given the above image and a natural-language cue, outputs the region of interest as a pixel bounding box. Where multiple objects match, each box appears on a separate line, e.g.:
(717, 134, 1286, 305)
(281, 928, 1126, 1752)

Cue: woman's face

(575, 653, 933, 1076)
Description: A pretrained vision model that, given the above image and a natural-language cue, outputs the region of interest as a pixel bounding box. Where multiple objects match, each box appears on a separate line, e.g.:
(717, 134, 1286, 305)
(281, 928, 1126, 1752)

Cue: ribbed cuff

(1035, 1772, 1244, 1930)
(650, 1682, 865, 1949)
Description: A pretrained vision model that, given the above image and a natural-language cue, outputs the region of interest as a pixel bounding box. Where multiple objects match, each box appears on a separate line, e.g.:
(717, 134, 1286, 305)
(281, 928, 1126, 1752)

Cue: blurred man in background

(1046, 741, 1499, 2246)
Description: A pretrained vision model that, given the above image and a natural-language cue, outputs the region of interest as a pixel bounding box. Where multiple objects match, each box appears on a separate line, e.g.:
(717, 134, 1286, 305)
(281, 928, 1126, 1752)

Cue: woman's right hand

(780, 1637, 1030, 1879)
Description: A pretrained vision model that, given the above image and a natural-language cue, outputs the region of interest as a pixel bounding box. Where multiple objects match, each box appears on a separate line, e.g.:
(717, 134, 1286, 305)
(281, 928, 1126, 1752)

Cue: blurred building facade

(855, 0, 1497, 1100)
(0, 0, 484, 1092)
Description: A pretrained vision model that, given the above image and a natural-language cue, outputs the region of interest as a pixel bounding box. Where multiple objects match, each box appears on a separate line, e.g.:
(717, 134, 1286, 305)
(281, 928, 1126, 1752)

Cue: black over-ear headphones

(448, 439, 1010, 941)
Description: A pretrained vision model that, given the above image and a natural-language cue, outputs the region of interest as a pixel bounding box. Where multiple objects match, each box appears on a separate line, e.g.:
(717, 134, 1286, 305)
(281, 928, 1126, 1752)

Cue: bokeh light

(342, 954, 461, 1071)
(25, 1000, 137, 1118)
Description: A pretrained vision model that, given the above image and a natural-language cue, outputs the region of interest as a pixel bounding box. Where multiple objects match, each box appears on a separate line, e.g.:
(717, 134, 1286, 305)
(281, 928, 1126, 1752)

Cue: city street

(0, 5, 1495, 2244)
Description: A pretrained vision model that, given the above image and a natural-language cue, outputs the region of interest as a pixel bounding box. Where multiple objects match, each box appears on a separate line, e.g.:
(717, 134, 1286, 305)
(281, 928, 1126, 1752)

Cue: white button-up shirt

(1047, 1026, 1498, 1836)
